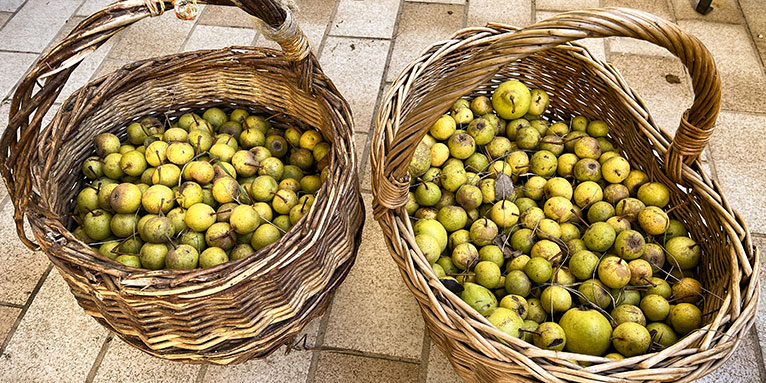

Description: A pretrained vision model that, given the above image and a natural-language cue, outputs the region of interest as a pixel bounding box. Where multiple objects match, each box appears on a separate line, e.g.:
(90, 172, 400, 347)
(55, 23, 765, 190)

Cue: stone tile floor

(0, 0, 764, 382)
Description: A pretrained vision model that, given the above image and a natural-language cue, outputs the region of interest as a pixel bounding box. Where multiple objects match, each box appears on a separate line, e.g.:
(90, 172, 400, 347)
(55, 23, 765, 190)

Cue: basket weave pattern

(371, 8, 759, 383)
(0, 0, 364, 364)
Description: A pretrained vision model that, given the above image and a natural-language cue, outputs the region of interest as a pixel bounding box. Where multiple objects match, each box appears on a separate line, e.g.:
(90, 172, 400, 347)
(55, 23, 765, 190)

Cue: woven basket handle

(0, 0, 313, 250)
(378, 7, 721, 210)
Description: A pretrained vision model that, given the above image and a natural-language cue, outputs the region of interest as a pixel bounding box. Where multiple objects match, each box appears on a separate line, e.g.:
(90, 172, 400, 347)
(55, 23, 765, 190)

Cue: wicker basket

(0, 0, 364, 365)
(371, 8, 759, 383)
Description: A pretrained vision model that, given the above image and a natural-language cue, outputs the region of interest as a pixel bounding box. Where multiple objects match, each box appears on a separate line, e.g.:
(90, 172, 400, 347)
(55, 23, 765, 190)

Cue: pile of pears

(73, 107, 328, 270)
(410, 80, 705, 360)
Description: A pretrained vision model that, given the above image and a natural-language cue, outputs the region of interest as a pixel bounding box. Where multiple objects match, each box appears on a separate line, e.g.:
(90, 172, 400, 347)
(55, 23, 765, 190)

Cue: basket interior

(399, 42, 730, 338)
(39, 50, 343, 254)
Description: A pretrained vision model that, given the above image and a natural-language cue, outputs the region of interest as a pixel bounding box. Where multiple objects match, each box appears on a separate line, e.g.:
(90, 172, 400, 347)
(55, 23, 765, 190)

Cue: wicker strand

(251, 4, 310, 61)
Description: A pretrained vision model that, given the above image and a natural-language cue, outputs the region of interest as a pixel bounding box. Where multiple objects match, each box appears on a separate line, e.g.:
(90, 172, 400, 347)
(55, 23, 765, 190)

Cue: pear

(527, 89, 550, 116)
(540, 286, 572, 314)
(415, 219, 449, 252)
(487, 307, 524, 338)
(612, 304, 646, 326)
(475, 261, 502, 289)
(492, 80, 531, 120)
(559, 308, 612, 355)
(533, 322, 566, 351)
(524, 257, 552, 284)
(504, 270, 531, 298)
(612, 322, 651, 357)
(577, 279, 612, 309)
(647, 322, 677, 348)
(461, 282, 498, 315)
(569, 250, 599, 280)
(140, 243, 168, 270)
(466, 118, 496, 146)
(672, 277, 703, 304)
(665, 236, 700, 270)
(597, 255, 630, 289)
(640, 294, 670, 322)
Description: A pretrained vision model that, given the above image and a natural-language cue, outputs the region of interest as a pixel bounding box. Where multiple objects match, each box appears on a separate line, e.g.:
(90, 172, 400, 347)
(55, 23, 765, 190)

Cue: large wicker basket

(371, 8, 759, 383)
(0, 0, 364, 364)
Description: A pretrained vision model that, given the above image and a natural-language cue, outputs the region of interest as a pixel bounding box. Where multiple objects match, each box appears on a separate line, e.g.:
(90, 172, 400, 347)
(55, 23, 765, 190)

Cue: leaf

(440, 278, 465, 295)
(495, 172, 515, 200)
(665, 74, 681, 84)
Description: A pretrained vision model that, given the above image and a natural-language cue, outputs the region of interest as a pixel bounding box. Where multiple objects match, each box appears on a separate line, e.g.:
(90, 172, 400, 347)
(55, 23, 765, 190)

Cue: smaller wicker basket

(0, 0, 364, 365)
(371, 7, 759, 383)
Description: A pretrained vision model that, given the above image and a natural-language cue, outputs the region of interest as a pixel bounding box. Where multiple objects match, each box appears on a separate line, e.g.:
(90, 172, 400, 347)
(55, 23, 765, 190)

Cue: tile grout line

(178, 12, 206, 53)
(417, 331, 432, 383)
(462, 0, 468, 28)
(84, 333, 114, 383)
(0, 263, 53, 356)
(304, 3, 343, 381)
(304, 293, 337, 383)
(195, 364, 208, 383)
(734, 0, 766, 74)
(314, 0, 342, 60)
(325, 33, 393, 41)
(750, 326, 766, 382)
(0, 302, 24, 309)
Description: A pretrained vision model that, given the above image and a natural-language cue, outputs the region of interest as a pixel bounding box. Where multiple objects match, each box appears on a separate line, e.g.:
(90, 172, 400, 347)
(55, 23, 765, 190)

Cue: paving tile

(671, 0, 744, 24)
(0, 100, 10, 137)
(322, 194, 425, 360)
(708, 112, 766, 234)
(183, 25, 256, 52)
(602, 0, 676, 58)
(385, 2, 464, 82)
(695, 328, 763, 382)
(330, 0, 400, 39)
(255, 0, 337, 54)
(202, 318, 321, 383)
(536, 11, 606, 62)
(93, 338, 201, 383)
(108, 12, 197, 61)
(0, 52, 38, 101)
(754, 236, 766, 365)
(198, 4, 255, 28)
(608, 54, 693, 136)
(678, 20, 766, 114)
(0, 0, 81, 53)
(426, 341, 464, 383)
(0, 270, 108, 383)
(292, 0, 336, 51)
(536, 0, 598, 11)
(467, 0, 531, 28)
(739, 0, 766, 65)
(0, 11, 11, 27)
(76, 0, 113, 16)
(0, 202, 51, 305)
(319, 37, 390, 133)
(603, 0, 675, 19)
(0, 0, 24, 12)
(92, 58, 131, 80)
(0, 305, 21, 344)
(313, 352, 420, 383)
